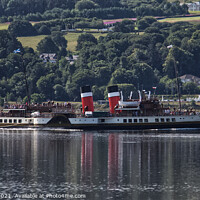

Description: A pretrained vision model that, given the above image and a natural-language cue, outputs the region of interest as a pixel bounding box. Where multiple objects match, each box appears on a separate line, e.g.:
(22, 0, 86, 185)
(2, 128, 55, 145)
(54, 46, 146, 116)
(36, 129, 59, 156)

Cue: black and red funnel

(80, 86, 94, 113)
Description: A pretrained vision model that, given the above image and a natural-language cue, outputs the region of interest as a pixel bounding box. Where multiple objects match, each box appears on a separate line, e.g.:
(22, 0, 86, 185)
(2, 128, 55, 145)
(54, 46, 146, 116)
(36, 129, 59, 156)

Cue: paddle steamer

(0, 85, 200, 130)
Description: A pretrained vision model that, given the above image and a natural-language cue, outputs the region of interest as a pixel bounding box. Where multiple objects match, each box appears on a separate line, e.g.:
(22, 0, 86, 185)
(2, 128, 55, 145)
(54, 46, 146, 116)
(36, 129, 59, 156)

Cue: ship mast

(174, 58, 181, 113)
(167, 45, 181, 113)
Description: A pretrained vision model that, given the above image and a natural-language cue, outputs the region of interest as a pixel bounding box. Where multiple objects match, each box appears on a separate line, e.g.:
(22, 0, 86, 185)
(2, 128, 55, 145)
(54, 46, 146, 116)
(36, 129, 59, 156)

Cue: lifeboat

(118, 100, 140, 108)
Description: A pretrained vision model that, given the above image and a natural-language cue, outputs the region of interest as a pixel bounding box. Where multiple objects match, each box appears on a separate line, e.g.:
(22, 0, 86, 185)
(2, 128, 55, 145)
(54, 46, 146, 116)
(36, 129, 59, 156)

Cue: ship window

(123, 119, 127, 123)
(155, 118, 159, 122)
(161, 118, 165, 122)
(0, 119, 2, 123)
(139, 119, 143, 123)
(134, 119, 137, 123)
(9, 119, 12, 123)
(117, 119, 119, 121)
(166, 118, 170, 122)
(144, 119, 148, 123)
(101, 119, 105, 122)
(4, 119, 7, 123)
(128, 119, 132, 123)
(14, 119, 17, 123)
(18, 119, 22, 123)
(172, 118, 176, 122)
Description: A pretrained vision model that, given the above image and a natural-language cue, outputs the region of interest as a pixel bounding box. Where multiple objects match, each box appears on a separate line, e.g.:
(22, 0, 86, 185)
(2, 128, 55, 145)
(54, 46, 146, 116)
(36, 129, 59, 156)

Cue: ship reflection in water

(0, 129, 200, 199)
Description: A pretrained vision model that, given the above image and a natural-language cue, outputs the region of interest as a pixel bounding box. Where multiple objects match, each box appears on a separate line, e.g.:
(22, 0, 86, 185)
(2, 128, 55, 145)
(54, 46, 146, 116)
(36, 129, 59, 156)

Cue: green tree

(137, 17, 157, 30)
(0, 30, 22, 58)
(8, 20, 37, 36)
(163, 46, 194, 78)
(76, 33, 97, 50)
(132, 63, 156, 90)
(38, 25, 51, 35)
(36, 73, 56, 99)
(182, 82, 199, 94)
(31, 93, 45, 103)
(9, 72, 26, 98)
(53, 84, 68, 100)
(110, 68, 135, 85)
(51, 31, 67, 48)
(37, 36, 59, 53)
(74, 21, 90, 31)
(92, 85, 106, 100)
(117, 84, 136, 99)
(66, 69, 95, 101)
(113, 20, 135, 33)
(75, 0, 99, 11)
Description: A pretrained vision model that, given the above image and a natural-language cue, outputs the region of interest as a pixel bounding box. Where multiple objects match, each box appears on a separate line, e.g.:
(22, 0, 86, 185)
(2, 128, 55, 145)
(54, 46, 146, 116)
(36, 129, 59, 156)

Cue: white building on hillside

(179, 74, 200, 85)
(185, 2, 200, 11)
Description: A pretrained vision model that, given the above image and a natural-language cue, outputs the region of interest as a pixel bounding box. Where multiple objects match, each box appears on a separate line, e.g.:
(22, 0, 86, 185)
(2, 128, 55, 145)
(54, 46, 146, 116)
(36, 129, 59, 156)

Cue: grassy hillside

(4, 12, 200, 53)
(17, 35, 46, 51)
(168, 0, 196, 2)
(18, 32, 106, 52)
(159, 16, 200, 23)
(0, 23, 9, 30)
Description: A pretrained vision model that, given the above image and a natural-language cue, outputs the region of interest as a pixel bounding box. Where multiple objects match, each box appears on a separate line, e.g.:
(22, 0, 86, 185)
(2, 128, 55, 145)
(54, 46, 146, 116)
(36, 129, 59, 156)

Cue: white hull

(69, 115, 200, 125)
(0, 117, 51, 126)
(0, 115, 200, 130)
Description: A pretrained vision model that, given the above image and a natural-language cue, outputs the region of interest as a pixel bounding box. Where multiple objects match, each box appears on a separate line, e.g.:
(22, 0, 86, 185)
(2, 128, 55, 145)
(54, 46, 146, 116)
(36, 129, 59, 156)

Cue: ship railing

(52, 107, 75, 114)
(28, 113, 53, 118)
(0, 113, 26, 117)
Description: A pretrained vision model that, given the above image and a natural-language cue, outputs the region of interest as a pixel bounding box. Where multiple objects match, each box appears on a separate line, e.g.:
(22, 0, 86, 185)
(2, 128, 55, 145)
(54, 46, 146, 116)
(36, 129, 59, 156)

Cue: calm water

(0, 128, 200, 200)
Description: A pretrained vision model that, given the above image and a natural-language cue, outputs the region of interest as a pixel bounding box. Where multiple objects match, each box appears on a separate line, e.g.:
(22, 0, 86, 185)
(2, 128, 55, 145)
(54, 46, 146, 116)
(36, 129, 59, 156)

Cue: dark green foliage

(36, 73, 56, 99)
(76, 33, 97, 50)
(0, 0, 188, 21)
(182, 82, 200, 95)
(38, 25, 51, 35)
(37, 37, 59, 53)
(137, 16, 157, 31)
(75, 0, 99, 11)
(113, 20, 135, 33)
(117, 84, 137, 99)
(0, 30, 22, 58)
(31, 93, 45, 103)
(4, 16, 200, 102)
(51, 31, 67, 48)
(8, 20, 37, 36)
(53, 84, 68, 100)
